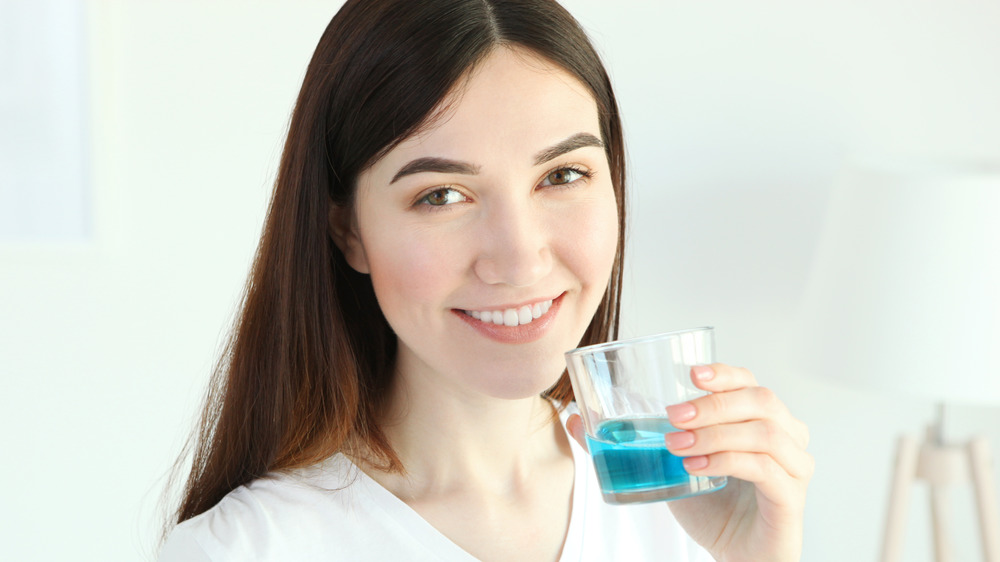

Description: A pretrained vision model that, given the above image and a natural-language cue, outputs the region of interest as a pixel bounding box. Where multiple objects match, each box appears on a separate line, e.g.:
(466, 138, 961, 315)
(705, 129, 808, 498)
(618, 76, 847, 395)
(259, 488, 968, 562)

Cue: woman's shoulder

(159, 455, 366, 561)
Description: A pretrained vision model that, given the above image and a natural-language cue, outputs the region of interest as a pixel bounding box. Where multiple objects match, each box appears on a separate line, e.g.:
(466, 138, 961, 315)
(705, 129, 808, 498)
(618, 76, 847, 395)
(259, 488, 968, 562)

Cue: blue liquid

(586, 417, 690, 495)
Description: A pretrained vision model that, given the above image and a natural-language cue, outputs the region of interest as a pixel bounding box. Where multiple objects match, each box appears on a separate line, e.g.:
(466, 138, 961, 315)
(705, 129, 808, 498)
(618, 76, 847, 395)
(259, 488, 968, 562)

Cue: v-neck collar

(327, 406, 589, 561)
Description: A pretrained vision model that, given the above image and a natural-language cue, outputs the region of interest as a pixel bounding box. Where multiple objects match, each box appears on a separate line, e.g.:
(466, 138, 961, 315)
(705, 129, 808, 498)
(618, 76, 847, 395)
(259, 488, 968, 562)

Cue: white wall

(1, 1, 998, 560)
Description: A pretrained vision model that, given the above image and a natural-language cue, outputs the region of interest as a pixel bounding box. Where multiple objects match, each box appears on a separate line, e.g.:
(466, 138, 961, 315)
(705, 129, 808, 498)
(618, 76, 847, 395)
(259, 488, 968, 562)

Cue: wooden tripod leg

(930, 483, 954, 562)
(968, 438, 1000, 562)
(881, 435, 920, 562)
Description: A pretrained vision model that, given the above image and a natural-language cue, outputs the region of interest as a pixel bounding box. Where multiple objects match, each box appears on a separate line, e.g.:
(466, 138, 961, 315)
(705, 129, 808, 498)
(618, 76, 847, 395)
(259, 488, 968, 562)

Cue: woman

(161, 0, 812, 560)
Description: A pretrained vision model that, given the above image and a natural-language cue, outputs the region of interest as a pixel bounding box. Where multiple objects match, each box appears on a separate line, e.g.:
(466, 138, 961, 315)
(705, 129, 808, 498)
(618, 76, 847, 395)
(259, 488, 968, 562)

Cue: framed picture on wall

(0, 0, 89, 242)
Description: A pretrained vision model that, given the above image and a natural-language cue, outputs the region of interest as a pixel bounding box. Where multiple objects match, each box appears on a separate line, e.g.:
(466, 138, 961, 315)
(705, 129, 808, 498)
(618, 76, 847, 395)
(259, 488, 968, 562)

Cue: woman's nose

(473, 201, 553, 287)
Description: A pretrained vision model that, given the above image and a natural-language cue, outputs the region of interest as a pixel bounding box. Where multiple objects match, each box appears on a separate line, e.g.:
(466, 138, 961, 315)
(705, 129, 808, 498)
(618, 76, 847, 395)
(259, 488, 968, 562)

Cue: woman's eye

(540, 167, 589, 187)
(418, 187, 467, 207)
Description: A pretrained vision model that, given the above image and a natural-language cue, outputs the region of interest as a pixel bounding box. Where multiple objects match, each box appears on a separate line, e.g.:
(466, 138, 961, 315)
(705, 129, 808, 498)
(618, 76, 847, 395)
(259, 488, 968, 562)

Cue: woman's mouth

(461, 298, 554, 327)
(453, 294, 563, 344)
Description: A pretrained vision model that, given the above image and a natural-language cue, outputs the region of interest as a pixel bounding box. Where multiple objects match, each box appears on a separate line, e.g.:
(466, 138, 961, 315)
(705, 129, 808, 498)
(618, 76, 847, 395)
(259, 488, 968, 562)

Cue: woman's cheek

(558, 192, 619, 287)
(368, 228, 452, 308)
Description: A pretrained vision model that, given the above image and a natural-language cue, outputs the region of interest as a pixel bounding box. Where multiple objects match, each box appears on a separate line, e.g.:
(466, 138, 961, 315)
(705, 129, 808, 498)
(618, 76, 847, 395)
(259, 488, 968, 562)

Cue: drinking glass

(565, 327, 728, 504)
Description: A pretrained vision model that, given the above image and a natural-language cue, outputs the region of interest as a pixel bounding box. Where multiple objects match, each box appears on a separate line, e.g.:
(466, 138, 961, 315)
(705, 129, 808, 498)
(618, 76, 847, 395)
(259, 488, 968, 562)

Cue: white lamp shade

(799, 161, 1000, 405)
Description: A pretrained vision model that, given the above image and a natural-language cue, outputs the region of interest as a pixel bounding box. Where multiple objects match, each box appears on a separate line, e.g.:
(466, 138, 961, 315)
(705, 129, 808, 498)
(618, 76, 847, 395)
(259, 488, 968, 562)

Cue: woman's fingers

(669, 385, 783, 427)
(664, 419, 815, 480)
(664, 362, 813, 507)
(682, 451, 808, 510)
(668, 384, 809, 450)
(690, 363, 758, 392)
(570, 361, 812, 515)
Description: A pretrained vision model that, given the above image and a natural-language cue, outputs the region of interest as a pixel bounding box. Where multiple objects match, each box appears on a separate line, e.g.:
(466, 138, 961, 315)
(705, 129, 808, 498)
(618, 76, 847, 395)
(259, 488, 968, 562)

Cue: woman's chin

(476, 369, 566, 401)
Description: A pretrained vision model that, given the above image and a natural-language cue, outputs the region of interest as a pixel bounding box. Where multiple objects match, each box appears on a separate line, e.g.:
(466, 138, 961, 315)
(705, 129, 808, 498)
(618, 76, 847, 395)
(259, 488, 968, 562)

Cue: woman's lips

(462, 297, 554, 327)
(453, 294, 563, 344)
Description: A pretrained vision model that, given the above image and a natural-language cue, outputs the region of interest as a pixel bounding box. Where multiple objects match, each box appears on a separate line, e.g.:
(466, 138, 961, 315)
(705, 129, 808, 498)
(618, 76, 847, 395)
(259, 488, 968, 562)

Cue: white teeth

(503, 309, 518, 327)
(517, 306, 532, 324)
(463, 298, 555, 327)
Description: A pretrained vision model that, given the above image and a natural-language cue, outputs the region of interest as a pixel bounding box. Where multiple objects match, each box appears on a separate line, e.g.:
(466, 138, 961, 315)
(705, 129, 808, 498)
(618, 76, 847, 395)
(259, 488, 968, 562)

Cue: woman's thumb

(566, 413, 588, 452)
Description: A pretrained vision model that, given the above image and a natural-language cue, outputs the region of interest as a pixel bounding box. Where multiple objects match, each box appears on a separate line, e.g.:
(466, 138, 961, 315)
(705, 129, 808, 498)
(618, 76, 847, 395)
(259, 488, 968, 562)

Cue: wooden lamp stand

(880, 409, 1000, 562)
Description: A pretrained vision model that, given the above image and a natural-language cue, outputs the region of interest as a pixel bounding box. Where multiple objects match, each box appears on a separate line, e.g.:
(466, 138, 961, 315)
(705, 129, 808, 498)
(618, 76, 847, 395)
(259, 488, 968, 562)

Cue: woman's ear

(328, 204, 370, 274)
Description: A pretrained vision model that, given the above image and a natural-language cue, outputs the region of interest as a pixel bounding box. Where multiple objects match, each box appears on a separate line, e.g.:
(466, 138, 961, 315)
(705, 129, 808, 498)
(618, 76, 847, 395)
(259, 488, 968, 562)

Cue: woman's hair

(173, 0, 626, 523)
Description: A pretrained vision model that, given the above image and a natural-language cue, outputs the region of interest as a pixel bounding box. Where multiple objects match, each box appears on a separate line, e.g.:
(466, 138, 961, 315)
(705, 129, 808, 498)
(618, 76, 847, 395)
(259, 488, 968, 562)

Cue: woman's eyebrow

(389, 132, 603, 184)
(533, 132, 603, 166)
(390, 157, 480, 184)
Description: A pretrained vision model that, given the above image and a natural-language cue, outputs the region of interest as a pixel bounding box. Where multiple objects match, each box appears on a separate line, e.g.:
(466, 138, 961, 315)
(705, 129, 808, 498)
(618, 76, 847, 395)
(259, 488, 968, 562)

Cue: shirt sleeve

(158, 526, 214, 562)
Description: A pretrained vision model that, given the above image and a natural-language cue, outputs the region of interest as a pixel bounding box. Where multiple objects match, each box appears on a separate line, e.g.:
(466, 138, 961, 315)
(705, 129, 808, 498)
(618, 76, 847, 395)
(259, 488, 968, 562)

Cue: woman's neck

(364, 352, 571, 503)
(352, 348, 577, 562)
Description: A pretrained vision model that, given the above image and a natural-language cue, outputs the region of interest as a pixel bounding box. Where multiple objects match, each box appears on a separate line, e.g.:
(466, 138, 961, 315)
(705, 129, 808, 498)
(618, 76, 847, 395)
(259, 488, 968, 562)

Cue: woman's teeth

(464, 299, 553, 327)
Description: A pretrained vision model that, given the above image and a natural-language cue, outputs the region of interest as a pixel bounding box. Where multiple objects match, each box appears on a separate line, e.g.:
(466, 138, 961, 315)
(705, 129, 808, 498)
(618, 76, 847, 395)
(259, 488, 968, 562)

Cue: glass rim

(564, 326, 714, 358)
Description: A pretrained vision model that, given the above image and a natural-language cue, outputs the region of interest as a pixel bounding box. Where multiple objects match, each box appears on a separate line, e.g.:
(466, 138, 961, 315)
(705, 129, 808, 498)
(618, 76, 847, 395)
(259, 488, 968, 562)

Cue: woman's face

(341, 47, 619, 401)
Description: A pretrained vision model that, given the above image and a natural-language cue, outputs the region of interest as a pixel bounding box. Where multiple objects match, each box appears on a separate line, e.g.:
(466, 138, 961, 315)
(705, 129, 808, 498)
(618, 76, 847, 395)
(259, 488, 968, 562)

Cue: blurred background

(1, 0, 998, 560)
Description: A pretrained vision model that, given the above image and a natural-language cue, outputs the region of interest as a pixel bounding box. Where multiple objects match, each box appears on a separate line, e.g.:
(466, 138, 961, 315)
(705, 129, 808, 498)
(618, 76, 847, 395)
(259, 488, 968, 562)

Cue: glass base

(601, 475, 728, 505)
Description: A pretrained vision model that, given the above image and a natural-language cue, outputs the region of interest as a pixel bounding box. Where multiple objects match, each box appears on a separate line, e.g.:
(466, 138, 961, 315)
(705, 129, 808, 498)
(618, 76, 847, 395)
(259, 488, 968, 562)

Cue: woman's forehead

(370, 47, 602, 176)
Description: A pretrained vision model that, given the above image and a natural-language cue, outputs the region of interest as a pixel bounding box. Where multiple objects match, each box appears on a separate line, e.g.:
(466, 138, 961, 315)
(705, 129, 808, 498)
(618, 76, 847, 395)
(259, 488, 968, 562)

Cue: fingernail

(693, 365, 715, 381)
(683, 455, 709, 471)
(666, 402, 696, 423)
(664, 431, 695, 450)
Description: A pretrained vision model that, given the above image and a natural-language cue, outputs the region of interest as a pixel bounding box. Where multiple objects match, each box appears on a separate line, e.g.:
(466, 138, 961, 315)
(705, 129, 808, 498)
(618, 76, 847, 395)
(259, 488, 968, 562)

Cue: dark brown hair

(172, 0, 626, 524)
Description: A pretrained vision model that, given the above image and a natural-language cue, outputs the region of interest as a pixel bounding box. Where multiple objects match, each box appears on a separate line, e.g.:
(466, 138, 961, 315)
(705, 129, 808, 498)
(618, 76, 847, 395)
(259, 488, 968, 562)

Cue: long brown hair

(172, 0, 626, 524)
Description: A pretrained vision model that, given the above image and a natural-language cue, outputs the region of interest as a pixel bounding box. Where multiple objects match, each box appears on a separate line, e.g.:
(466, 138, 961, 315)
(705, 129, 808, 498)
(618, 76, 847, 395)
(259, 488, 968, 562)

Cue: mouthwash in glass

(585, 416, 726, 504)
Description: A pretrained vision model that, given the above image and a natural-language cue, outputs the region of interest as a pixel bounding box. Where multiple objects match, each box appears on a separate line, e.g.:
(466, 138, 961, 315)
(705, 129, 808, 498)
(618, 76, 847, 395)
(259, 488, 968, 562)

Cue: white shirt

(160, 408, 714, 561)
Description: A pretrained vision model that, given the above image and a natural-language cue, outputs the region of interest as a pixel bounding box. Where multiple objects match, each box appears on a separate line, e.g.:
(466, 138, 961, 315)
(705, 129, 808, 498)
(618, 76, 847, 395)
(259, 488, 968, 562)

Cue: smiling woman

(334, 48, 620, 403)
(159, 0, 809, 561)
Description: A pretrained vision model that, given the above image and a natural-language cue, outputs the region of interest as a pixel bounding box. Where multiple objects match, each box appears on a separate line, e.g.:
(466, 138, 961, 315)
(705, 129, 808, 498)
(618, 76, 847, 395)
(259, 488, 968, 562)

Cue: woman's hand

(566, 363, 813, 562)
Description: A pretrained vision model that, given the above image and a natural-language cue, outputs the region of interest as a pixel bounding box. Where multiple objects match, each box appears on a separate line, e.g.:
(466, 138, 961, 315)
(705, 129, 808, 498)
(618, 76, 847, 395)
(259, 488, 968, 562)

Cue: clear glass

(565, 327, 728, 504)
